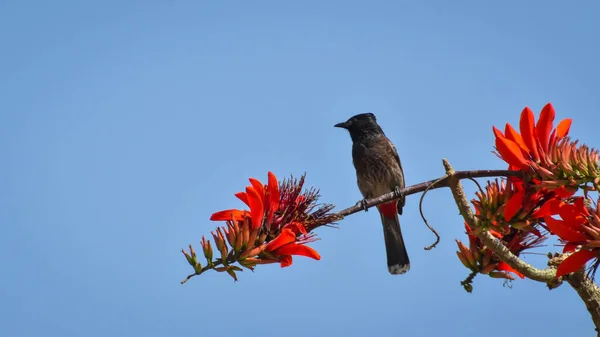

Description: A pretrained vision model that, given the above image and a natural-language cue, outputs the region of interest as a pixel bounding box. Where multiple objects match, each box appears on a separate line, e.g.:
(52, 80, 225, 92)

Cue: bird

(335, 113, 410, 275)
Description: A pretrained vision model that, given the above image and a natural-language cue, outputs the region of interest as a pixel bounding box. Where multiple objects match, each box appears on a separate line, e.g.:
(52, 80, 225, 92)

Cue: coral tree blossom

(545, 198, 600, 277)
(457, 103, 600, 289)
(493, 103, 572, 172)
(486, 103, 600, 279)
(182, 172, 338, 281)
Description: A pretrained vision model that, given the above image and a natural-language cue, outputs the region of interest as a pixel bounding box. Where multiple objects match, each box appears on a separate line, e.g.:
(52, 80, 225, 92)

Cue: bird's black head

(334, 113, 385, 141)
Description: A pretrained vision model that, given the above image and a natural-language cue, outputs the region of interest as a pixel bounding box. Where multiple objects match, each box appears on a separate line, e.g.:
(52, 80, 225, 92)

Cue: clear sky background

(2, 1, 599, 336)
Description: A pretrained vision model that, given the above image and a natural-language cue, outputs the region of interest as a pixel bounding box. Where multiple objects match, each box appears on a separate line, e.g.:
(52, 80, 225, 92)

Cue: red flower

(264, 228, 321, 267)
(471, 179, 558, 235)
(209, 172, 323, 268)
(544, 198, 600, 277)
(182, 172, 338, 283)
(456, 224, 531, 282)
(210, 171, 280, 230)
(493, 103, 572, 170)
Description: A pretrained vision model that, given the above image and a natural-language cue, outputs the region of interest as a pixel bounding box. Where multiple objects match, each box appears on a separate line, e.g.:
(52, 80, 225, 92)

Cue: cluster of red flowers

(182, 172, 340, 281)
(456, 179, 547, 288)
(545, 198, 600, 277)
(456, 223, 532, 282)
(456, 103, 600, 287)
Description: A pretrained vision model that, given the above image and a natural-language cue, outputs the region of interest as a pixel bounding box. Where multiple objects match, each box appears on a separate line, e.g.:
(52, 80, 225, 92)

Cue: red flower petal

(279, 255, 293, 268)
(556, 119, 572, 139)
(548, 129, 557, 148)
(574, 197, 591, 216)
(492, 126, 505, 139)
(531, 198, 563, 218)
(563, 242, 579, 253)
(496, 261, 525, 279)
(266, 228, 296, 251)
(544, 215, 589, 242)
(210, 209, 246, 221)
(284, 221, 308, 235)
(464, 223, 473, 233)
(558, 199, 588, 227)
(553, 186, 577, 198)
(519, 107, 540, 161)
(267, 171, 280, 218)
(536, 103, 555, 154)
(495, 136, 530, 169)
(235, 192, 249, 207)
(556, 249, 597, 277)
(504, 188, 525, 221)
(246, 186, 264, 229)
(248, 178, 265, 199)
(275, 243, 321, 260)
(504, 123, 529, 152)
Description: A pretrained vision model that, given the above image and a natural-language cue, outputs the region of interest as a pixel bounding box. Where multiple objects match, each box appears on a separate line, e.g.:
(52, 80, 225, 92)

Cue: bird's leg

(355, 198, 369, 212)
(393, 186, 402, 199)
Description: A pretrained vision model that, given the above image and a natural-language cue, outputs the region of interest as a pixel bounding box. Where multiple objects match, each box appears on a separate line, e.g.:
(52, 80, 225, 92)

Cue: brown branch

(440, 159, 556, 282)
(334, 169, 522, 218)
(333, 168, 521, 250)
(477, 230, 556, 282)
(566, 270, 600, 334)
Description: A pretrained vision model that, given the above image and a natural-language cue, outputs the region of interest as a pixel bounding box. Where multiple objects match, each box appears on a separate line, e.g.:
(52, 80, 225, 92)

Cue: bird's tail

(377, 202, 410, 275)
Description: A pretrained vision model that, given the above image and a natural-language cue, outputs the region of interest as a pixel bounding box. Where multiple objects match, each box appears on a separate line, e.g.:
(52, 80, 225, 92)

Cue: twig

(181, 258, 234, 284)
(461, 270, 478, 293)
(419, 175, 444, 250)
(466, 177, 485, 196)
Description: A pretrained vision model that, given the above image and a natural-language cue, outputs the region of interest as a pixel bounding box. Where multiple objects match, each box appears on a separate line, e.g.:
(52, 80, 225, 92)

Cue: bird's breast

(352, 140, 404, 198)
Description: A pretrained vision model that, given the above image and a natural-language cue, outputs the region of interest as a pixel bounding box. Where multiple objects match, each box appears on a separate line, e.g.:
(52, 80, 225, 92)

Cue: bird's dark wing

(389, 140, 406, 213)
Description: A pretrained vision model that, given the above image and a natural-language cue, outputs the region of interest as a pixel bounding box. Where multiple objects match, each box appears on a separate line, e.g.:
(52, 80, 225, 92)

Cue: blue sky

(2, 1, 599, 336)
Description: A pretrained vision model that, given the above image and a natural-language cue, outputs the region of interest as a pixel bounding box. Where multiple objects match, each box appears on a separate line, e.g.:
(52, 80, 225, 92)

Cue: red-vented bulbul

(335, 113, 410, 275)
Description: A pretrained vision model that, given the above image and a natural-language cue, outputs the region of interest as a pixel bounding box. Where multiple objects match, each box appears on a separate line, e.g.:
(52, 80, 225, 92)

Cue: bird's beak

(334, 121, 348, 129)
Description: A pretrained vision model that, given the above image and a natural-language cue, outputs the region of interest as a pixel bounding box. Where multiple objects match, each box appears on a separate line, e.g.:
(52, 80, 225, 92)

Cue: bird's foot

(393, 186, 402, 198)
(357, 198, 369, 212)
